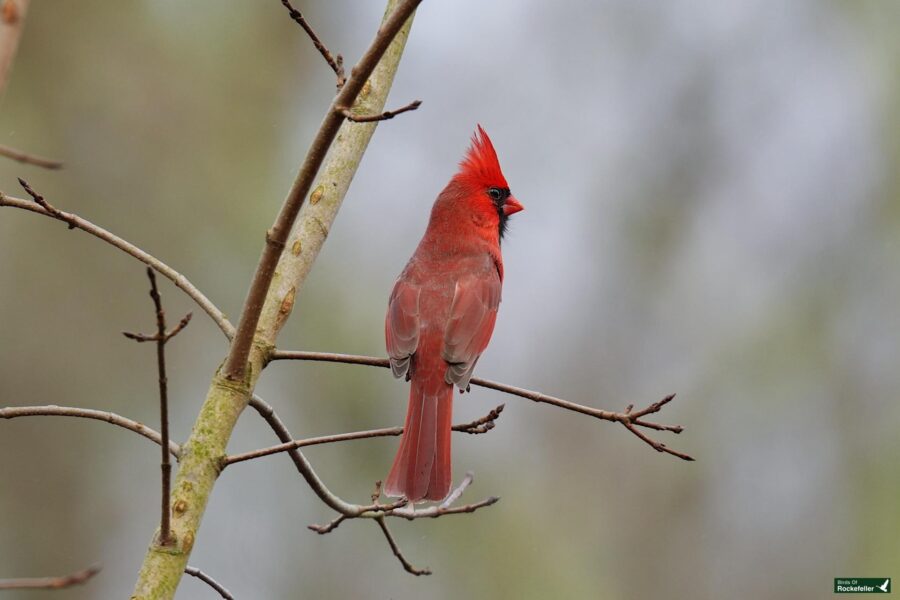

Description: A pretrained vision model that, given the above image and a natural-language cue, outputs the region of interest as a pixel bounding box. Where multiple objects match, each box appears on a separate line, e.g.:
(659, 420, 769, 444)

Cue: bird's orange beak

(503, 195, 524, 216)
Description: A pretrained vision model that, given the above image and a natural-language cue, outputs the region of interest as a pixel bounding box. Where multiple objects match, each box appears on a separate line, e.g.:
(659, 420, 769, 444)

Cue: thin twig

(0, 565, 100, 590)
(221, 403, 505, 467)
(124, 268, 191, 546)
(0, 405, 181, 458)
(0, 191, 234, 338)
(222, 0, 422, 381)
(375, 516, 431, 576)
(307, 514, 346, 534)
(269, 349, 693, 460)
(338, 99, 421, 123)
(184, 567, 234, 600)
(0, 143, 63, 169)
(17, 177, 74, 228)
(453, 404, 504, 434)
(279, 0, 345, 89)
(123, 313, 193, 343)
(226, 427, 401, 467)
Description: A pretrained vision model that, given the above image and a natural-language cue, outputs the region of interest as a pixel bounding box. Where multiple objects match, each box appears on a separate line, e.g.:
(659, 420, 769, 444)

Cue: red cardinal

(384, 126, 523, 502)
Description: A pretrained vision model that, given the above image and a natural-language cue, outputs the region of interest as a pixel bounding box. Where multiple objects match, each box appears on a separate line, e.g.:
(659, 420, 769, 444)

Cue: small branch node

(308, 514, 346, 535)
(17, 177, 76, 228)
(616, 394, 694, 461)
(452, 404, 505, 434)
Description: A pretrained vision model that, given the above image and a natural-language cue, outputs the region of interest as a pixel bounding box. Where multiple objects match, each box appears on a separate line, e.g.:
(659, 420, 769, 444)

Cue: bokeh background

(2, 1, 899, 598)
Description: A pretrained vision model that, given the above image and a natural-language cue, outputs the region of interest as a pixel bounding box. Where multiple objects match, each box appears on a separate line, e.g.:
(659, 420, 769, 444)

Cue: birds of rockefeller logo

(834, 578, 891, 593)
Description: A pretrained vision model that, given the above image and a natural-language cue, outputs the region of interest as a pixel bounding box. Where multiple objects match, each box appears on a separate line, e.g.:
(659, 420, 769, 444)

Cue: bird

(384, 125, 523, 502)
(879, 580, 890, 593)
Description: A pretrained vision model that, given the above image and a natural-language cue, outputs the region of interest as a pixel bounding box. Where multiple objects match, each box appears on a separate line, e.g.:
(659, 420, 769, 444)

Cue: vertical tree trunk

(130, 3, 418, 597)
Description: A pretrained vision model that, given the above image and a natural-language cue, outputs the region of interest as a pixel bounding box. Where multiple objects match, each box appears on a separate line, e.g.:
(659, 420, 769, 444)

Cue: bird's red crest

(457, 125, 508, 188)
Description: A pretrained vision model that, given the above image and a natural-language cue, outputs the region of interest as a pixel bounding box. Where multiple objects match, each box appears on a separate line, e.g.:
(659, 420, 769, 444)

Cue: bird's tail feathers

(385, 379, 453, 502)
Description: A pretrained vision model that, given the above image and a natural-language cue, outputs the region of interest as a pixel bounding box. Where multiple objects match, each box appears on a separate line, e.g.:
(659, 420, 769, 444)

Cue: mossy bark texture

(130, 4, 416, 598)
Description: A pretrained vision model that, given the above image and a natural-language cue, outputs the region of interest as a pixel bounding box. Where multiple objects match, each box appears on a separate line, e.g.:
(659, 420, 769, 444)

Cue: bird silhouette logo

(878, 579, 890, 593)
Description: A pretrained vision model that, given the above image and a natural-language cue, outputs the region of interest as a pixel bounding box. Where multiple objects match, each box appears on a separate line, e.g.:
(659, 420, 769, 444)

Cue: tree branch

(279, 0, 345, 89)
(305, 472, 494, 575)
(221, 403, 504, 467)
(223, 0, 422, 381)
(183, 567, 234, 600)
(0, 565, 100, 590)
(0, 405, 181, 458)
(123, 268, 192, 547)
(338, 98, 421, 123)
(375, 516, 431, 576)
(246, 395, 401, 517)
(0, 143, 63, 169)
(0, 190, 235, 338)
(269, 349, 694, 460)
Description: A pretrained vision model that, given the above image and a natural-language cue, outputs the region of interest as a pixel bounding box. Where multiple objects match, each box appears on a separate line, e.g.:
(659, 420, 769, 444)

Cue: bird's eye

(488, 187, 505, 202)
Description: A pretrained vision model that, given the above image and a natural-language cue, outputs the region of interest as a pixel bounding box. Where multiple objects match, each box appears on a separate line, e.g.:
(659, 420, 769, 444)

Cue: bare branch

(225, 427, 401, 467)
(338, 99, 421, 123)
(184, 566, 234, 600)
(0, 191, 234, 338)
(165, 312, 194, 340)
(375, 517, 431, 576)
(269, 350, 693, 460)
(124, 267, 190, 546)
(223, 0, 422, 381)
(0, 565, 100, 590)
(0, 143, 63, 169)
(307, 514, 346, 534)
(222, 403, 505, 467)
(246, 394, 370, 516)
(0, 405, 180, 458)
(311, 475, 491, 575)
(279, 0, 345, 89)
(453, 404, 504, 434)
(17, 177, 75, 228)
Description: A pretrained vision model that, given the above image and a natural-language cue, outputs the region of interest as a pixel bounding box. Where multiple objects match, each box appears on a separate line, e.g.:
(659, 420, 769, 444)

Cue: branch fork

(122, 268, 193, 547)
(337, 98, 422, 123)
(308, 472, 496, 576)
(17, 177, 75, 228)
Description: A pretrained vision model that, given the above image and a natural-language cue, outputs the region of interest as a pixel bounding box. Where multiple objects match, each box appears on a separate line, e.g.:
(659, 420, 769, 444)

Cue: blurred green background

(2, 1, 900, 598)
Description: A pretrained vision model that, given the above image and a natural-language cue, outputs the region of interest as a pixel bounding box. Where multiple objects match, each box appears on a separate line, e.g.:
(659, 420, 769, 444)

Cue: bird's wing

(385, 279, 421, 379)
(442, 272, 502, 390)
